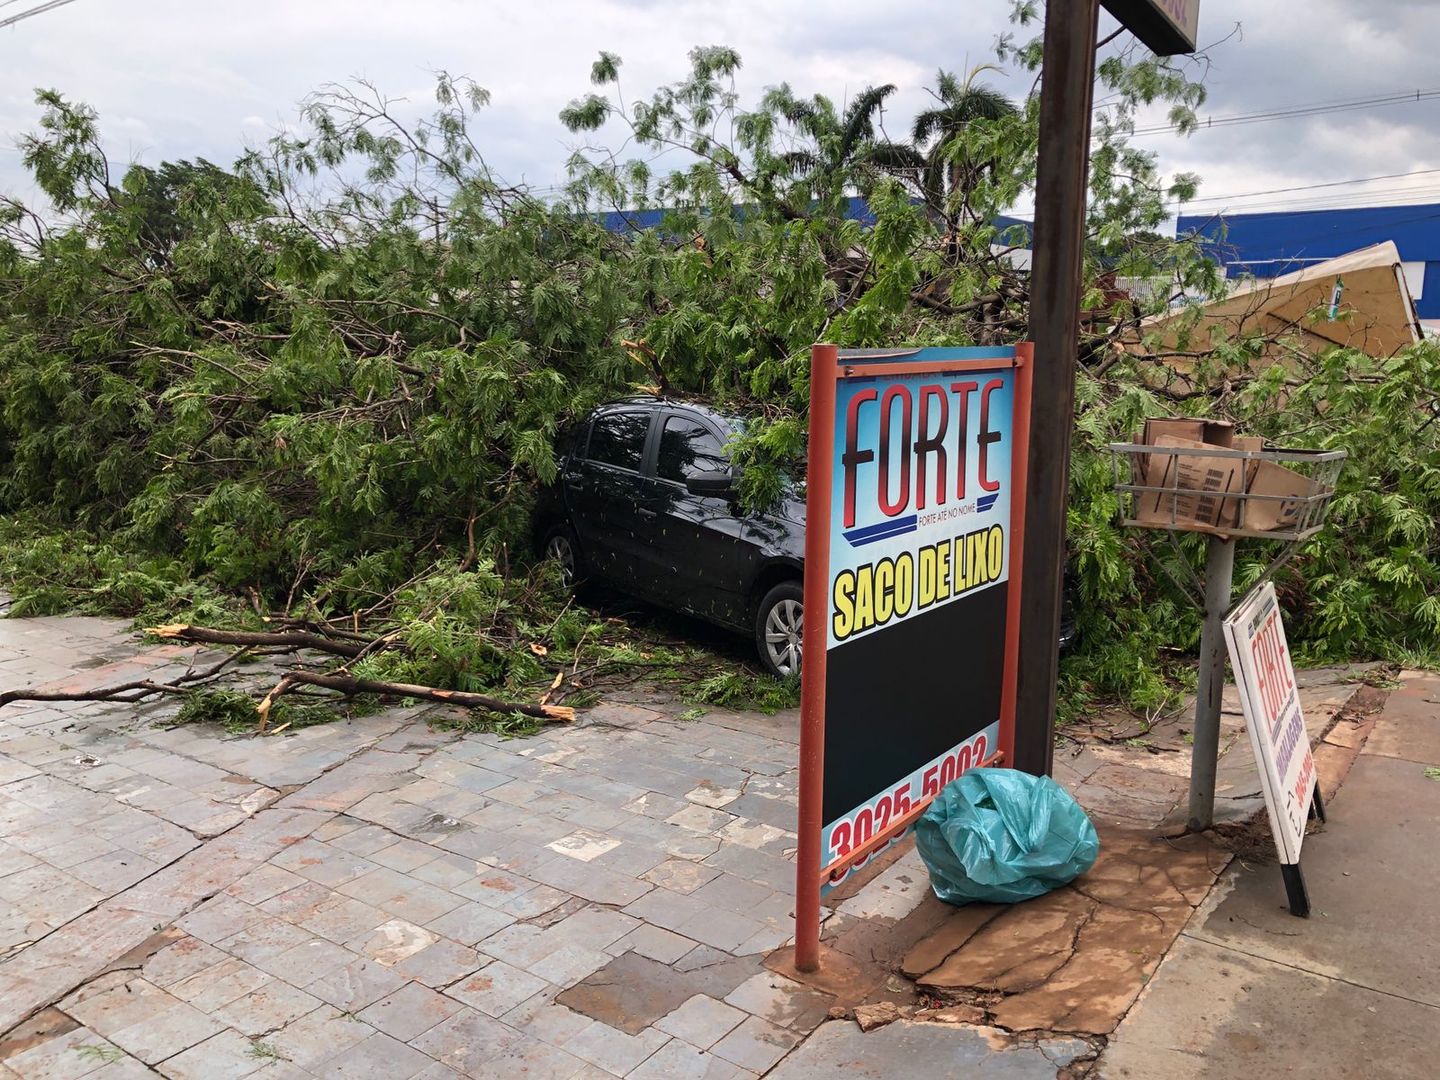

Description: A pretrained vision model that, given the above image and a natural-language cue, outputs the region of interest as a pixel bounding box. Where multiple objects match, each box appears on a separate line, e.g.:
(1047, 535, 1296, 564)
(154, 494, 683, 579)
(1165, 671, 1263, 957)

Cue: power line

(1180, 189, 1440, 216)
(1125, 87, 1440, 138)
(1195, 185, 1440, 209)
(1181, 167, 1440, 205)
(1135, 88, 1440, 136)
(0, 0, 81, 30)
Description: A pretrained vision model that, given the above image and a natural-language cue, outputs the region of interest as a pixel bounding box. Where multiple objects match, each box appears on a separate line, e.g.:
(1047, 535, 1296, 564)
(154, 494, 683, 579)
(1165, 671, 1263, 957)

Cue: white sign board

(1223, 582, 1316, 864)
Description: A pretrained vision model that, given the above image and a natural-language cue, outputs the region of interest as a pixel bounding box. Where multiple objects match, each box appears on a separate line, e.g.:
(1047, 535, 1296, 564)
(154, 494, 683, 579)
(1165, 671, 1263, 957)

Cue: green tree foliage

(1, 16, 1436, 723)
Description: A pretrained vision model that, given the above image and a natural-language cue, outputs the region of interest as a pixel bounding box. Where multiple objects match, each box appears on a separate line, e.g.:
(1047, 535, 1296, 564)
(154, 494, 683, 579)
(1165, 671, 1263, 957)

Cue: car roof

(592, 397, 741, 428)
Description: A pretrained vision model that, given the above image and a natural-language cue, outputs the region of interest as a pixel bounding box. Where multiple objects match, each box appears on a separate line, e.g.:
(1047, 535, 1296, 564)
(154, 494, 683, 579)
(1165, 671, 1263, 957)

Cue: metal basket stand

(1106, 442, 1346, 831)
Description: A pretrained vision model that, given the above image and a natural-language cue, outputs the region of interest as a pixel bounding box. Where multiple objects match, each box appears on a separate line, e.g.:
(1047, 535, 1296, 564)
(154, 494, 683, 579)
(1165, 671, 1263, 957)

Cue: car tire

(755, 580, 804, 678)
(541, 524, 584, 590)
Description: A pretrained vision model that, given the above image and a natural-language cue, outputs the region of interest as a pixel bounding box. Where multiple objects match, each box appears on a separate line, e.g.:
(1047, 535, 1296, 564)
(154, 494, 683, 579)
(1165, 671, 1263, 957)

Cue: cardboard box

(1232, 435, 1264, 491)
(1134, 435, 1245, 530)
(1143, 417, 1235, 449)
(1242, 459, 1312, 532)
(1138, 418, 1243, 528)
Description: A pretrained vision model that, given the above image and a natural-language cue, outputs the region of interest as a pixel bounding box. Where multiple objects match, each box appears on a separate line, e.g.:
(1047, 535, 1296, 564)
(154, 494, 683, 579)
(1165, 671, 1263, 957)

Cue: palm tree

(909, 66, 1019, 221)
(765, 83, 920, 208)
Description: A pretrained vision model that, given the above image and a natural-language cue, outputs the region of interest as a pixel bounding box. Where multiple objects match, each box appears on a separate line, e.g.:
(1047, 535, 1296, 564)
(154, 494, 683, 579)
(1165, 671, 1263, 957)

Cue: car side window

(656, 416, 728, 484)
(586, 411, 649, 471)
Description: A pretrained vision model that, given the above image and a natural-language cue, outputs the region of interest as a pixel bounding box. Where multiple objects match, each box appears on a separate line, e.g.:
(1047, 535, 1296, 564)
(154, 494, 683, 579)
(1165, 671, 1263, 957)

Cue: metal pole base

(1187, 536, 1237, 832)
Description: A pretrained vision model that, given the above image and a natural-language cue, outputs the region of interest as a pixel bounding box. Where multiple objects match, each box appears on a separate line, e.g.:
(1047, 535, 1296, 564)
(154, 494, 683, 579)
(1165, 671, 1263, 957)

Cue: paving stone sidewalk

(0, 604, 1383, 1079)
(0, 608, 827, 1078)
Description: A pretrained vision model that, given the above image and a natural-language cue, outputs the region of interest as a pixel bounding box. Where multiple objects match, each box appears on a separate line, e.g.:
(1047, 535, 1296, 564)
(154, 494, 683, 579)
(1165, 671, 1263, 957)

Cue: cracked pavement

(1097, 671, 1440, 1080)
(881, 662, 1379, 1046)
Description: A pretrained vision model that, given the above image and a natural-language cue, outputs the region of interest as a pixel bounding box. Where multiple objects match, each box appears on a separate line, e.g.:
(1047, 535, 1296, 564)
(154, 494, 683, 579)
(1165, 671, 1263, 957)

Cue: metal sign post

(1108, 441, 1346, 831)
(794, 344, 1033, 973)
(1188, 533, 1236, 830)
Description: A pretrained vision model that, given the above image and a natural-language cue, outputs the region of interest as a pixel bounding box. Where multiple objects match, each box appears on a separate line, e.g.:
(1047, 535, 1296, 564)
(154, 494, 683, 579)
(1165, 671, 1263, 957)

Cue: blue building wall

(1176, 203, 1440, 320)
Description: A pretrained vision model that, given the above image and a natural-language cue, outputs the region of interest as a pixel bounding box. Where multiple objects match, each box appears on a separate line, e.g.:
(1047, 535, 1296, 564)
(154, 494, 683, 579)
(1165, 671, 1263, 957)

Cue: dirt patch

(557, 950, 765, 1034)
(0, 1008, 79, 1062)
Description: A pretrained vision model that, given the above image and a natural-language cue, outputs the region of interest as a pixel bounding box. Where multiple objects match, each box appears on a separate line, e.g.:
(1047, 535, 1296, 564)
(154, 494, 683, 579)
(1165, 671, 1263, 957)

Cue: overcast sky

(3, 0, 1440, 222)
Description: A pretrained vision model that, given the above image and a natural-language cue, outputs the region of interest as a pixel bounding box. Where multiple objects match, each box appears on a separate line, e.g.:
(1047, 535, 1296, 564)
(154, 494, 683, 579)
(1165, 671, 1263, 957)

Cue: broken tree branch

(148, 623, 373, 658)
(261, 669, 576, 722)
(0, 679, 192, 706)
(0, 649, 254, 707)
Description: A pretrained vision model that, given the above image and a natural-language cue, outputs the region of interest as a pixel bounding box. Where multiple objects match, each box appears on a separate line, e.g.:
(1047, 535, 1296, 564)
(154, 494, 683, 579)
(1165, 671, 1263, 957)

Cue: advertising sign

(1223, 581, 1316, 864)
(795, 344, 1032, 955)
(1101, 0, 1200, 55)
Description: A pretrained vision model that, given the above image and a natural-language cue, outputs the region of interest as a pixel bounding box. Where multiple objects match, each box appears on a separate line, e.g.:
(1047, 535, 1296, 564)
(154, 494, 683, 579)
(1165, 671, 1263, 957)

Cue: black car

(535, 397, 1076, 677)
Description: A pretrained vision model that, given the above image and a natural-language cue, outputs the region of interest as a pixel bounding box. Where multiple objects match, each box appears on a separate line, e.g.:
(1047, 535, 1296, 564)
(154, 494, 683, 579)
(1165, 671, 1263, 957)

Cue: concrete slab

(769, 1019, 1090, 1079)
(1363, 682, 1440, 764)
(1099, 935, 1437, 1080)
(1189, 753, 1440, 1008)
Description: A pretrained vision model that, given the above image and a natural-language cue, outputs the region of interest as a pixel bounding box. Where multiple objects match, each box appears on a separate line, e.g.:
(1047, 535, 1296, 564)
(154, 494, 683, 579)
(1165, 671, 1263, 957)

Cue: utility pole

(1013, 0, 1200, 775)
(1013, 0, 1101, 776)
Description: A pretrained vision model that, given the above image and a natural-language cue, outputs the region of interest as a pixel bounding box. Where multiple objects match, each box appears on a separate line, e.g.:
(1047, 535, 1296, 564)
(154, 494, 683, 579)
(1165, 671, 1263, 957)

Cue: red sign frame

(793, 342, 1033, 971)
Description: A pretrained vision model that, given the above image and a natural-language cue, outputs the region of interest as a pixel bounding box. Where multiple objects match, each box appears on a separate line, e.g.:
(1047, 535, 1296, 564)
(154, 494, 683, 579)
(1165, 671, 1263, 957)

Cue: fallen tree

(0, 617, 577, 728)
(1, 22, 1436, 730)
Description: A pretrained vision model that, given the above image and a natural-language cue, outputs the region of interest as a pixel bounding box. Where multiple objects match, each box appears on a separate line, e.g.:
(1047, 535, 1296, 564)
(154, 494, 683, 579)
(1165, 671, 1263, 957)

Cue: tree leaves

(2, 29, 1437, 726)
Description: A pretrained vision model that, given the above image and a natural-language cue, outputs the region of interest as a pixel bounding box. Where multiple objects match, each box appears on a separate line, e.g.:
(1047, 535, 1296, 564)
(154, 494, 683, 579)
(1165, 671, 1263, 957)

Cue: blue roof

(1176, 203, 1440, 278)
(594, 197, 1033, 238)
(592, 196, 877, 234)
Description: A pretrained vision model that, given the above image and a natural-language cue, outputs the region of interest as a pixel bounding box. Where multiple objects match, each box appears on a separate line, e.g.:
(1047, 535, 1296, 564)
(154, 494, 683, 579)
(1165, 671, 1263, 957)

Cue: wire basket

(1108, 442, 1346, 542)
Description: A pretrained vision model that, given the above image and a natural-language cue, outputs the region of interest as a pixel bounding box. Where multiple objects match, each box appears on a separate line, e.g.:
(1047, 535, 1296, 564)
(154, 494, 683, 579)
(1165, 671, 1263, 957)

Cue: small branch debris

(0, 621, 575, 731)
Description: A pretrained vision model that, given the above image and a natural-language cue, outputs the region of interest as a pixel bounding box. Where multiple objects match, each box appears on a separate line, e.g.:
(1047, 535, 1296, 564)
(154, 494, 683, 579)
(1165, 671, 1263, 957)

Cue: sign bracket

(1279, 780, 1327, 917)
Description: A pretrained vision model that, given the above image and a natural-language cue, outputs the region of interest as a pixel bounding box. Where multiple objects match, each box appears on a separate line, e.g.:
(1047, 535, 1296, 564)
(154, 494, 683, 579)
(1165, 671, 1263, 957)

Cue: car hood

(776, 494, 806, 527)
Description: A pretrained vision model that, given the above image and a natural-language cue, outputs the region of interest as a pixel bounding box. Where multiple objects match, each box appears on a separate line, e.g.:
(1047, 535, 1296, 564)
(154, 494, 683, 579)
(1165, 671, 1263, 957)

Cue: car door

(637, 410, 752, 628)
(567, 408, 655, 587)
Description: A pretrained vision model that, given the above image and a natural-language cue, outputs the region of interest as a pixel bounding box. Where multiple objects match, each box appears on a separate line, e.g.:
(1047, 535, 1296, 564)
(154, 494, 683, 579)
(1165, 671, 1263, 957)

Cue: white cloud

(2, 0, 1439, 219)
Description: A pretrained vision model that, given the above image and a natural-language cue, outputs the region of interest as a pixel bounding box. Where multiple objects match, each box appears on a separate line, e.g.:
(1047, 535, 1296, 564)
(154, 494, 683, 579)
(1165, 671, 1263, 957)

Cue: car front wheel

(755, 581, 804, 678)
(542, 525, 583, 589)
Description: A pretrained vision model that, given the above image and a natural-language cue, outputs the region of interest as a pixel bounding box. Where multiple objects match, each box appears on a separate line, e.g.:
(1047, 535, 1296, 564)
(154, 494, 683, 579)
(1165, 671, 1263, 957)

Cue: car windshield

(715, 413, 806, 501)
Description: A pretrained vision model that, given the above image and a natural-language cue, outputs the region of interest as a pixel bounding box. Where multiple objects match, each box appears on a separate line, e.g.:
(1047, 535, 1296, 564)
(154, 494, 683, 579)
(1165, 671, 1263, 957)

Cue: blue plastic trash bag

(914, 768, 1099, 906)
